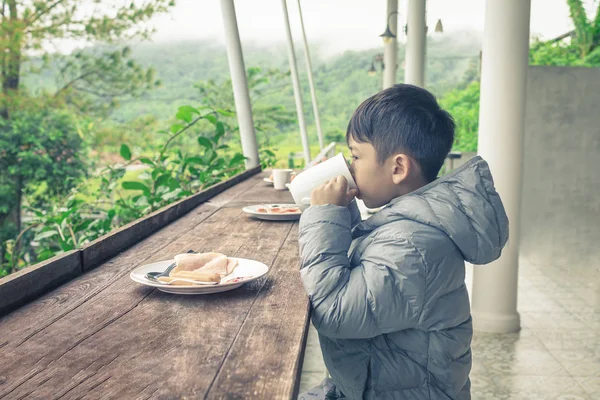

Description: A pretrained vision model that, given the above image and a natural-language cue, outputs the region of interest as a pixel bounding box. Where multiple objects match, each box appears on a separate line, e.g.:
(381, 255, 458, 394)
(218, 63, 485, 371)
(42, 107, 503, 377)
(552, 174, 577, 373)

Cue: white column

(383, 0, 398, 89)
(281, 0, 311, 165)
(220, 0, 259, 169)
(297, 0, 324, 151)
(404, 0, 426, 87)
(471, 0, 531, 333)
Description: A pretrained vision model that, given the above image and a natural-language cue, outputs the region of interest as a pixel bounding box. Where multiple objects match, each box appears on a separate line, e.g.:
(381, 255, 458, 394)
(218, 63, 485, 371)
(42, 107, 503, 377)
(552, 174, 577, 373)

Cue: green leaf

(168, 178, 181, 191)
(139, 157, 155, 166)
(187, 156, 204, 165)
(203, 149, 217, 164)
(198, 137, 213, 149)
(217, 144, 229, 150)
(176, 109, 192, 123)
(155, 174, 171, 188)
(229, 153, 247, 167)
(215, 122, 225, 139)
(34, 230, 58, 241)
(120, 144, 131, 160)
(176, 105, 200, 123)
(170, 123, 184, 134)
(178, 105, 200, 115)
(204, 114, 217, 124)
(216, 108, 235, 117)
(212, 157, 226, 169)
(122, 181, 151, 196)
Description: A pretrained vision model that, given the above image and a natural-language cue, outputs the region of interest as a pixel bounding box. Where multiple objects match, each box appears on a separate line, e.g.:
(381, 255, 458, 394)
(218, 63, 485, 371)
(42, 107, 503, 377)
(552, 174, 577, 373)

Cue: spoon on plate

(145, 249, 217, 285)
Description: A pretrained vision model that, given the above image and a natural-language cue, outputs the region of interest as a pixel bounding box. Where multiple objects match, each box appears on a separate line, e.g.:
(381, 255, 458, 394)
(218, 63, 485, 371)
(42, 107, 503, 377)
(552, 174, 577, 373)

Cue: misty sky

(146, 0, 598, 54)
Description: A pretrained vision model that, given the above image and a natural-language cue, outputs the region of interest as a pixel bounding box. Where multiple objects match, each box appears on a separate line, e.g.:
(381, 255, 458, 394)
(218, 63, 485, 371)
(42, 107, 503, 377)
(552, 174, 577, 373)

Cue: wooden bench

(0, 170, 310, 399)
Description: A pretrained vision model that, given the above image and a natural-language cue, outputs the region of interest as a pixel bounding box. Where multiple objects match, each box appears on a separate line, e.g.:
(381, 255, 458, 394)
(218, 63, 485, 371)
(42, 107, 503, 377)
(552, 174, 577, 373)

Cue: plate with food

(130, 252, 269, 294)
(242, 204, 302, 221)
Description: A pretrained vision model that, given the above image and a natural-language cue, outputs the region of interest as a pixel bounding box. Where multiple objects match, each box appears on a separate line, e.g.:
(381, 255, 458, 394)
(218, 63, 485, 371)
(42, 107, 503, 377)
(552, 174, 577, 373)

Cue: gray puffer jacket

(298, 156, 508, 400)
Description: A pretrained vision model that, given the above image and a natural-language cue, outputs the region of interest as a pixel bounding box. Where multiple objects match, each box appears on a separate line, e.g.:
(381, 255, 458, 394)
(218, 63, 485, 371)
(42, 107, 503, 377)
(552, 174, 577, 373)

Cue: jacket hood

(355, 156, 509, 264)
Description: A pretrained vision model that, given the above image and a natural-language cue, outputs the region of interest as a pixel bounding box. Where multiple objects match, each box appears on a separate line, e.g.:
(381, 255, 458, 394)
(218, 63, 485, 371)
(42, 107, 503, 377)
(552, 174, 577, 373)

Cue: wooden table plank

(0, 172, 310, 400)
(16, 210, 294, 399)
(0, 250, 82, 317)
(206, 222, 310, 399)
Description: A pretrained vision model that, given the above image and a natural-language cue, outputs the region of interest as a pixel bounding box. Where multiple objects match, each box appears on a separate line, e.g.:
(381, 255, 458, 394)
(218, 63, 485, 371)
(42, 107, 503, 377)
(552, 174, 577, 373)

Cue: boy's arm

(299, 205, 424, 339)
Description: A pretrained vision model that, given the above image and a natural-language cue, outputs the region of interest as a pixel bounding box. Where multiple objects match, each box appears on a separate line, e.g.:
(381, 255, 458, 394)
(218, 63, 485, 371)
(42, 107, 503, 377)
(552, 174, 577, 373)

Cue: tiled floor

(299, 256, 600, 399)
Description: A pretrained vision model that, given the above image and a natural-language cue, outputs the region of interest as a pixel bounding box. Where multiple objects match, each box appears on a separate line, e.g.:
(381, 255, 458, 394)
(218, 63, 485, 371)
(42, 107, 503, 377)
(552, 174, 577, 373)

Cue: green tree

(440, 81, 480, 152)
(0, 104, 86, 263)
(0, 0, 174, 265)
(530, 0, 600, 66)
(567, 0, 600, 62)
(195, 67, 296, 147)
(0, 0, 175, 116)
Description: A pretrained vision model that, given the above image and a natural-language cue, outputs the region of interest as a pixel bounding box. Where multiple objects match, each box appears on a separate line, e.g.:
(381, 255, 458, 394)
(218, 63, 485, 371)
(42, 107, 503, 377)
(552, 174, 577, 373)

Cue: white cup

(288, 153, 357, 210)
(272, 169, 294, 190)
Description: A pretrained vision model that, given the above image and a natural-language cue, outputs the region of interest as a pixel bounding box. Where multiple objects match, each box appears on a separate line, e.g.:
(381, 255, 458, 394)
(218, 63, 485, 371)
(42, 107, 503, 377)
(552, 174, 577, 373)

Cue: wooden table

(0, 172, 310, 399)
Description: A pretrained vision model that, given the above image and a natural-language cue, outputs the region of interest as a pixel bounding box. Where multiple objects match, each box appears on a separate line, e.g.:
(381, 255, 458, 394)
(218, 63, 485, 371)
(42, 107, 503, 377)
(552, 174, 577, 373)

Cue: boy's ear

(391, 154, 411, 184)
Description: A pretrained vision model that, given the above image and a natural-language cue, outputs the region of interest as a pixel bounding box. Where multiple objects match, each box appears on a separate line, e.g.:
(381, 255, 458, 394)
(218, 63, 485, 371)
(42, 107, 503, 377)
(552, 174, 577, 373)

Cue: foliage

(105, 36, 483, 149)
(0, 0, 175, 116)
(439, 81, 480, 152)
(2, 105, 250, 275)
(530, 1, 600, 66)
(52, 46, 162, 116)
(529, 38, 584, 66)
(194, 67, 296, 147)
(0, 104, 87, 265)
(0, 0, 175, 273)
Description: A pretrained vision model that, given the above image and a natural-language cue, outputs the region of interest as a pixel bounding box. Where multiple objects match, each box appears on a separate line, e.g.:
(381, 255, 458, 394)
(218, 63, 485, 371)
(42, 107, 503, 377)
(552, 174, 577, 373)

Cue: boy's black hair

(346, 84, 455, 182)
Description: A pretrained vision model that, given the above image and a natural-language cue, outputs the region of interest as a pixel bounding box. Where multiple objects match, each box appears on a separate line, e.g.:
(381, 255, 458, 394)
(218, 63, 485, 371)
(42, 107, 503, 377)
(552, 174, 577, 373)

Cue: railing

(306, 142, 337, 169)
(0, 166, 262, 317)
(287, 142, 338, 170)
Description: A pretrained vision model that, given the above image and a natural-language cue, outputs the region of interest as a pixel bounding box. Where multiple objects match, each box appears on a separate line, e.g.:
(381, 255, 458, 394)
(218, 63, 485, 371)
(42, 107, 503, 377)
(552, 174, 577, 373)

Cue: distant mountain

(20, 32, 482, 152)
(102, 32, 482, 124)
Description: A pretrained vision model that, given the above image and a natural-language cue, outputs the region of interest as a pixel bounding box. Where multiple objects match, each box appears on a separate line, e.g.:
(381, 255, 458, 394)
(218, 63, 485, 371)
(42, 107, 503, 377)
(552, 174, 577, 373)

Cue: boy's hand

(311, 176, 359, 207)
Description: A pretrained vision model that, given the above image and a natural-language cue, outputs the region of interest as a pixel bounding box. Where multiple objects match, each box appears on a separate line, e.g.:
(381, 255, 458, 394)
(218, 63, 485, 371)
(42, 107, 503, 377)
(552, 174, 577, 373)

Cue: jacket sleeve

(348, 199, 362, 229)
(299, 205, 426, 339)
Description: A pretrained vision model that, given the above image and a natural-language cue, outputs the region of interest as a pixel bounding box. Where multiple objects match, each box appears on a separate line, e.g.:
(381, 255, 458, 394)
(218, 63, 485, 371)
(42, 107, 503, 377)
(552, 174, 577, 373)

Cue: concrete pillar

(220, 0, 260, 169)
(404, 0, 426, 87)
(471, 0, 531, 333)
(383, 0, 398, 89)
(297, 0, 324, 151)
(281, 0, 311, 165)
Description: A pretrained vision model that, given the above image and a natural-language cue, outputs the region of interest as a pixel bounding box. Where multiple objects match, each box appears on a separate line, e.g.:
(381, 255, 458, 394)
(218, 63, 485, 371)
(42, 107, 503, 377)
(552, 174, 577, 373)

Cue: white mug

(272, 169, 294, 190)
(288, 153, 357, 210)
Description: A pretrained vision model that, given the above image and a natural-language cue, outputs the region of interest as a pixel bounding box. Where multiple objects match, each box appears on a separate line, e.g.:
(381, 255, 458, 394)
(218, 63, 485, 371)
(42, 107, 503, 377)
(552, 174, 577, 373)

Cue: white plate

(129, 257, 269, 294)
(242, 204, 302, 221)
(263, 177, 273, 184)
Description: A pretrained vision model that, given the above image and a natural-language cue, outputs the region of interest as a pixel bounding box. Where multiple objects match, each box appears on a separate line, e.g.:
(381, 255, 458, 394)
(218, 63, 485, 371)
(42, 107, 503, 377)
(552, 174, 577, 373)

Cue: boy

(298, 84, 509, 400)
